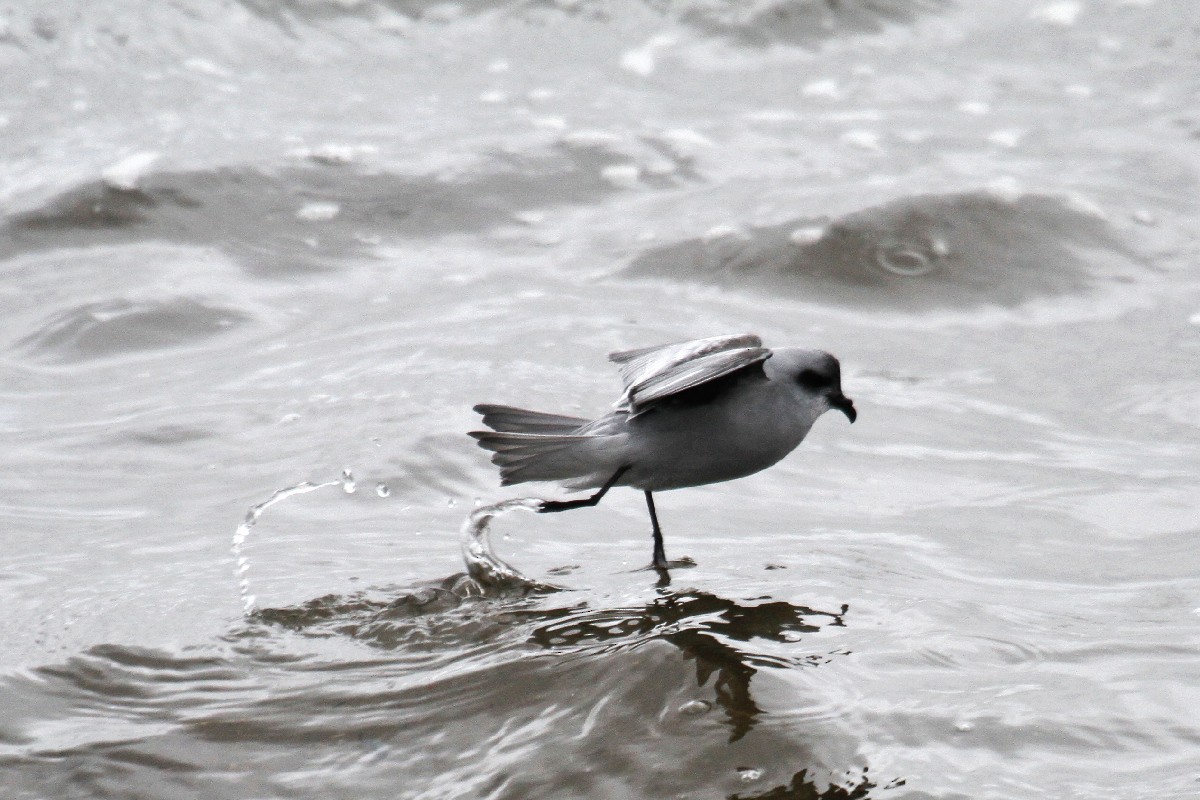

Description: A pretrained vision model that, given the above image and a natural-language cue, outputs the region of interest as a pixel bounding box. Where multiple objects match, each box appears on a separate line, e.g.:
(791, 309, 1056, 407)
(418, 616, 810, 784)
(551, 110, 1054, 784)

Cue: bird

(469, 333, 856, 572)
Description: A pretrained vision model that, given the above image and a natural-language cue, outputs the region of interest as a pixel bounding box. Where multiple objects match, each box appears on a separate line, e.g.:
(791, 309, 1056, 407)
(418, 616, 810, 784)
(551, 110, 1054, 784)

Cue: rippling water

(2, 1, 1199, 797)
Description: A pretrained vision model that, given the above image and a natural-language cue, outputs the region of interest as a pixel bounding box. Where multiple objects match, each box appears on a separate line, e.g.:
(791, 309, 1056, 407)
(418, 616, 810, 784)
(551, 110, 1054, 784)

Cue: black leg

(538, 466, 630, 513)
(645, 491, 669, 571)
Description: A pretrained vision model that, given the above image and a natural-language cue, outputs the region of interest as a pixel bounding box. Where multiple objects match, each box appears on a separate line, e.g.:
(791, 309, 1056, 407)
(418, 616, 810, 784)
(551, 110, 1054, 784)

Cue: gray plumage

(469, 333, 856, 571)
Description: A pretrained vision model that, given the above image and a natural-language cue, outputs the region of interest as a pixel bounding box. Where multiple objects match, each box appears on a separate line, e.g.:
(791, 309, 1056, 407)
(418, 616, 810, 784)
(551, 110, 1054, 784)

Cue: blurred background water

(1, 1, 1198, 797)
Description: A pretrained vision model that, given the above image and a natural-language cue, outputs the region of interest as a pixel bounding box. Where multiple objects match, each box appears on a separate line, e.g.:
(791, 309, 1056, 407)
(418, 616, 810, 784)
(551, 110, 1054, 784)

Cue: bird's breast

(622, 382, 811, 491)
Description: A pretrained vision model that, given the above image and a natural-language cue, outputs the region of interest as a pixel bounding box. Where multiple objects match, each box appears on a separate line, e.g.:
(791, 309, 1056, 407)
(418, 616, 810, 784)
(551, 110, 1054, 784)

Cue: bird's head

(765, 348, 857, 424)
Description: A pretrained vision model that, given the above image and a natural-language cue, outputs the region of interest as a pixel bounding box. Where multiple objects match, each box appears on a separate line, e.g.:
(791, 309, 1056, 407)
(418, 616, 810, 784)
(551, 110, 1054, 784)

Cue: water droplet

(341, 469, 356, 494)
(679, 700, 711, 716)
(737, 767, 764, 783)
(375, 483, 391, 498)
(231, 480, 340, 616)
(955, 720, 975, 732)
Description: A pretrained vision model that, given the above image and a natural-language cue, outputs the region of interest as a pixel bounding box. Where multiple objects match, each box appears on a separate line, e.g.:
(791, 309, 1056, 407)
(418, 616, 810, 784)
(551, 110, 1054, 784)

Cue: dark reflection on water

(248, 572, 543, 649)
(254, 580, 848, 743)
(0, 578, 880, 798)
(730, 767, 894, 800)
(531, 591, 848, 741)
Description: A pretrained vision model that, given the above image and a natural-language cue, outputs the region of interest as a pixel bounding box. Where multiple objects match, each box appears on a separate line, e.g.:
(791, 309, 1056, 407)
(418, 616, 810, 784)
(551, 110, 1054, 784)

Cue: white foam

(600, 164, 641, 188)
(619, 32, 678, 76)
(1029, 1, 1083, 26)
(789, 226, 826, 246)
(296, 202, 340, 222)
(660, 128, 716, 149)
(840, 130, 882, 151)
(802, 78, 841, 99)
(182, 57, 231, 77)
(101, 151, 160, 191)
(987, 128, 1024, 148)
(620, 48, 656, 76)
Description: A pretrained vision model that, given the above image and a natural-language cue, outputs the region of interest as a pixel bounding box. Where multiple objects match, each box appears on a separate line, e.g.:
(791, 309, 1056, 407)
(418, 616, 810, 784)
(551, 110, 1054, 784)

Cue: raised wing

(608, 334, 770, 415)
(608, 333, 763, 390)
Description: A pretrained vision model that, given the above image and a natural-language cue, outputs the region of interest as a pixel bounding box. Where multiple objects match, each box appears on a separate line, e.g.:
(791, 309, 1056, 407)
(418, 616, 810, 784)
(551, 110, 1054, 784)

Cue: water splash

(231, 480, 340, 615)
(460, 498, 559, 592)
(233, 479, 554, 617)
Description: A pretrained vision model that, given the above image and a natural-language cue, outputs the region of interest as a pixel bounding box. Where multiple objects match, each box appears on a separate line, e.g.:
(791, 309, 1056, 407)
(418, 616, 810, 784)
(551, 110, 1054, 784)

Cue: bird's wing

(612, 342, 772, 415)
(608, 333, 763, 390)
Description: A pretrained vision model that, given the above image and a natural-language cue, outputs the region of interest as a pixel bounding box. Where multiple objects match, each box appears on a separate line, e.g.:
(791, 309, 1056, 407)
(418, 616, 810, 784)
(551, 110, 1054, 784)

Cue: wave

(624, 190, 1147, 309)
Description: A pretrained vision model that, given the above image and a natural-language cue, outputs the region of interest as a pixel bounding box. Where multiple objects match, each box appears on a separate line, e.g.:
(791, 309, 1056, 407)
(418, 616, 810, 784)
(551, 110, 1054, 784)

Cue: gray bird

(469, 334, 856, 572)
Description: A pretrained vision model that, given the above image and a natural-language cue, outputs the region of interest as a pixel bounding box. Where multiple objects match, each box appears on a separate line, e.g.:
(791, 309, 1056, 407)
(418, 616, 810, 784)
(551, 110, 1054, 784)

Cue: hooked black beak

(830, 393, 857, 423)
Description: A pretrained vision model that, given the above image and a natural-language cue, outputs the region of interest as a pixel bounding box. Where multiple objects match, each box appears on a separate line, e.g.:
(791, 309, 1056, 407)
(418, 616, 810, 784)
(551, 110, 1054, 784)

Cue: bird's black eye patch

(796, 369, 831, 390)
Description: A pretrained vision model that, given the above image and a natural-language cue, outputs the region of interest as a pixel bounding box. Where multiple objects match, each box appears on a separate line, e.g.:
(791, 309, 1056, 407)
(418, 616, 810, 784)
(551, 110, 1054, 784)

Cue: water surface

(1, 1, 1198, 797)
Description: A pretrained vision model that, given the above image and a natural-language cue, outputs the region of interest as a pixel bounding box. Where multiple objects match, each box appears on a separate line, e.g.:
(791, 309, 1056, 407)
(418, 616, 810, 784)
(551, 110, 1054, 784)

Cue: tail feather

(470, 405, 616, 487)
(473, 404, 588, 435)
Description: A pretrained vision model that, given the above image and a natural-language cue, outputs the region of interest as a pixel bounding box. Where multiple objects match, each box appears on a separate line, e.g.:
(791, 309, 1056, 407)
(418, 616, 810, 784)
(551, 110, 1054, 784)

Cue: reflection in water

(239, 497, 851, 744)
(729, 766, 895, 800)
(1, 584, 879, 798)
(531, 591, 848, 742)
(252, 575, 848, 745)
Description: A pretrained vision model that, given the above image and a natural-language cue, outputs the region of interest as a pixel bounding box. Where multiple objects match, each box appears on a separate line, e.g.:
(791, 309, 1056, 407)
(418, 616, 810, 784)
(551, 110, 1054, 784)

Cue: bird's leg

(645, 491, 669, 571)
(538, 466, 630, 513)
